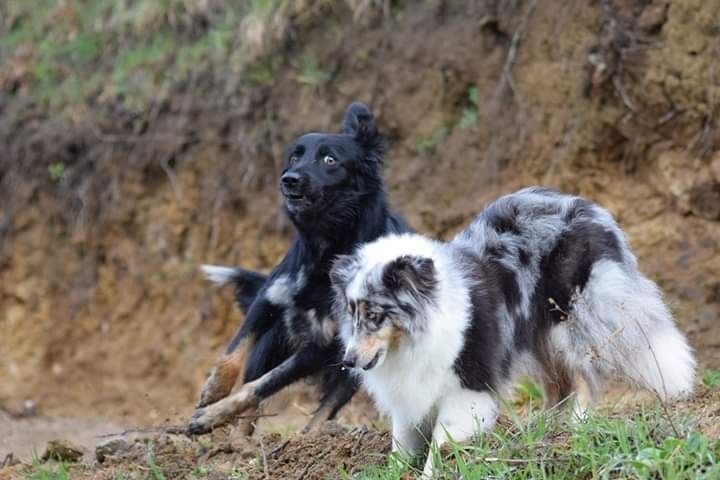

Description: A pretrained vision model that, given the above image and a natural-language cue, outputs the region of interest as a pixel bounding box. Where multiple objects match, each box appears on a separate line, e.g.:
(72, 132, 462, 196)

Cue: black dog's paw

(186, 408, 212, 436)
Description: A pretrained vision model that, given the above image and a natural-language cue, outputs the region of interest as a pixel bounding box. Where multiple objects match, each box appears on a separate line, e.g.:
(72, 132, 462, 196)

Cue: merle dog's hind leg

(188, 343, 330, 435)
(303, 370, 359, 432)
(539, 358, 575, 412)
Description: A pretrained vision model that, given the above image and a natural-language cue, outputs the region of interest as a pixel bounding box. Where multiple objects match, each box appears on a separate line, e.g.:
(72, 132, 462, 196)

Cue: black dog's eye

(289, 155, 299, 165)
(322, 155, 336, 166)
(367, 311, 383, 324)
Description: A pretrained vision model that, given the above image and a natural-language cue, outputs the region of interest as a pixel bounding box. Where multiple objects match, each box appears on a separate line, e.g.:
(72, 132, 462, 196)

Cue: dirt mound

(1, 422, 390, 480)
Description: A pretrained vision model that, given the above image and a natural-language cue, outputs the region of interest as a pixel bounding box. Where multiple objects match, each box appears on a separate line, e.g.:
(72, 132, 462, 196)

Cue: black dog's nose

(342, 352, 357, 369)
(281, 171, 301, 189)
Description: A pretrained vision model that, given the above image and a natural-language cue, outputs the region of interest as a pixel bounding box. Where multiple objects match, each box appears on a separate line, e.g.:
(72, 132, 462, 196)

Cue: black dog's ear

(330, 254, 360, 291)
(382, 255, 437, 300)
(341, 102, 378, 144)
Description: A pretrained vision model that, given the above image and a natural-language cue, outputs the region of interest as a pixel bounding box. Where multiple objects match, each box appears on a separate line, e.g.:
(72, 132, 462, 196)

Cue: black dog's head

(280, 102, 384, 225)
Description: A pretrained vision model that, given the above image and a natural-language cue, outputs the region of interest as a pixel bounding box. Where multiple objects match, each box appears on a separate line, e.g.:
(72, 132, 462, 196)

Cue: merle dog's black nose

(342, 352, 357, 369)
(281, 172, 301, 189)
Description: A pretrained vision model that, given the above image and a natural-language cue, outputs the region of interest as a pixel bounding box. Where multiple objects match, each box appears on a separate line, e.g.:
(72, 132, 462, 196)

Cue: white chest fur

(361, 273, 471, 426)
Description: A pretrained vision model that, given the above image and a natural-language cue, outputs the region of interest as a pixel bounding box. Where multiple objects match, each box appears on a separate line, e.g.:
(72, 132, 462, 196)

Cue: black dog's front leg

(196, 298, 282, 408)
(187, 343, 329, 435)
(303, 371, 360, 432)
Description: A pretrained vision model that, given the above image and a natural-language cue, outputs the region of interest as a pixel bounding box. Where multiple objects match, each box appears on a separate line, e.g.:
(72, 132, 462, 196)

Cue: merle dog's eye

(367, 311, 382, 324)
(289, 155, 299, 165)
(322, 155, 336, 166)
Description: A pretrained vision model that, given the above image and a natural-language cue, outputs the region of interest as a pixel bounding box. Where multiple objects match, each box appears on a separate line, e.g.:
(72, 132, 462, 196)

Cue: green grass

(703, 369, 720, 388)
(25, 458, 70, 480)
(351, 400, 719, 479)
(146, 443, 167, 480)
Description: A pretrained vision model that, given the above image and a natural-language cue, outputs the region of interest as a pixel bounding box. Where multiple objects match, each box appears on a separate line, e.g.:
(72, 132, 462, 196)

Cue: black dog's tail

(201, 265, 267, 314)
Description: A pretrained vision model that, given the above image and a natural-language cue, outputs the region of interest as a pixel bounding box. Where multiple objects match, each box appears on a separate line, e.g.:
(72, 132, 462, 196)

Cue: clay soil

(1, 0, 719, 478)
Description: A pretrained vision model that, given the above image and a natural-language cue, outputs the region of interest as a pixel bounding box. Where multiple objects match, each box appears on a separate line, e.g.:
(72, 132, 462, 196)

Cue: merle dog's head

(330, 234, 439, 371)
(280, 102, 384, 225)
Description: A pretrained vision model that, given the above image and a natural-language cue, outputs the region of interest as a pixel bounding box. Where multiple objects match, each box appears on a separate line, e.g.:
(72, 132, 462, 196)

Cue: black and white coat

(187, 103, 411, 435)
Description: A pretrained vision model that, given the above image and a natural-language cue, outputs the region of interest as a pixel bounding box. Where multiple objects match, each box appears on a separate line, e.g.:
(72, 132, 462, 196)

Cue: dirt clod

(41, 440, 84, 463)
(64, 423, 390, 479)
(688, 181, 720, 221)
(95, 438, 133, 464)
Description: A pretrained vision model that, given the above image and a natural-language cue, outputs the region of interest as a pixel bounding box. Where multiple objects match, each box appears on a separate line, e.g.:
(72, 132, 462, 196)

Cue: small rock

(42, 440, 84, 463)
(711, 153, 720, 183)
(698, 306, 718, 327)
(637, 2, 668, 33)
(688, 181, 720, 221)
(95, 438, 132, 464)
(19, 399, 38, 417)
(708, 282, 720, 304)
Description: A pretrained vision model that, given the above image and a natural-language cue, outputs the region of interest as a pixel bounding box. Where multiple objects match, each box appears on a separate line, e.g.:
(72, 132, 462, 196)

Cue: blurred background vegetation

(1, 0, 344, 108)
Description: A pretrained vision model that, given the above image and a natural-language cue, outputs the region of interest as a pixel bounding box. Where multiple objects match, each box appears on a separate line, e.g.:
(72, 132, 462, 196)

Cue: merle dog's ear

(341, 102, 378, 144)
(382, 255, 437, 300)
(330, 254, 359, 290)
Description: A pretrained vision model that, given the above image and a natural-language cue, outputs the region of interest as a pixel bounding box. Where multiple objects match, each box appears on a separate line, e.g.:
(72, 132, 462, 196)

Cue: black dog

(187, 102, 409, 434)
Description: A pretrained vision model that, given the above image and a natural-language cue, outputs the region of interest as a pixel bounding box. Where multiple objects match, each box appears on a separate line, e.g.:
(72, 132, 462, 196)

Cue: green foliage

(1, 0, 350, 108)
(48, 163, 66, 182)
(113, 33, 173, 82)
(1, 0, 349, 110)
(703, 369, 720, 388)
(350, 405, 720, 479)
(2, 1, 239, 107)
(297, 55, 331, 86)
(459, 85, 479, 129)
(191, 466, 211, 479)
(227, 468, 250, 480)
(245, 58, 276, 86)
(250, 0, 285, 21)
(416, 125, 449, 156)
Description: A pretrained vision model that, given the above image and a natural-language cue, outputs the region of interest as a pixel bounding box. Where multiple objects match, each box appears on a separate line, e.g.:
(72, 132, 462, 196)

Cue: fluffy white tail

(631, 325, 696, 400)
(560, 260, 696, 401)
(200, 264, 239, 287)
